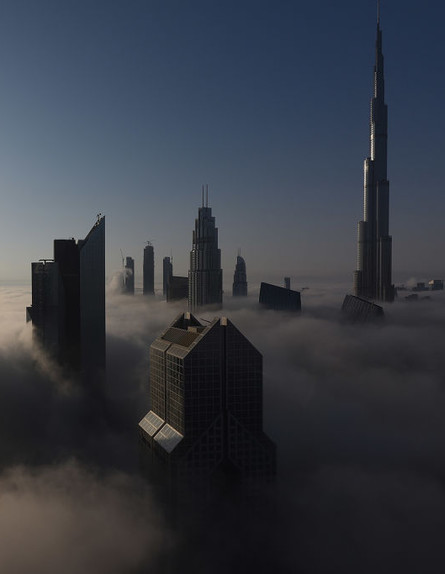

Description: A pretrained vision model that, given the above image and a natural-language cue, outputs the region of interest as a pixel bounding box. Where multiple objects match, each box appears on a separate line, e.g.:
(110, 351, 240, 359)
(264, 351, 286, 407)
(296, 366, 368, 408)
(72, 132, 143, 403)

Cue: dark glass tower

(139, 312, 276, 491)
(143, 242, 154, 296)
(123, 256, 134, 295)
(162, 256, 173, 297)
(188, 185, 222, 310)
(354, 4, 394, 302)
(28, 216, 106, 383)
(232, 254, 247, 297)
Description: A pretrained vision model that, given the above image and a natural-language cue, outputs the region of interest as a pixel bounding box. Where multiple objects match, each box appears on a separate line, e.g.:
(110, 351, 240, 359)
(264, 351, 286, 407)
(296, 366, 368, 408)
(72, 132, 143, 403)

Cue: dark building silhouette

(284, 277, 291, 290)
(188, 185, 222, 310)
(341, 294, 384, 323)
(232, 254, 248, 297)
(27, 216, 106, 382)
(429, 280, 444, 291)
(139, 312, 276, 494)
(353, 7, 394, 302)
(167, 276, 188, 302)
(143, 242, 154, 296)
(163, 256, 173, 297)
(259, 282, 301, 312)
(123, 256, 134, 295)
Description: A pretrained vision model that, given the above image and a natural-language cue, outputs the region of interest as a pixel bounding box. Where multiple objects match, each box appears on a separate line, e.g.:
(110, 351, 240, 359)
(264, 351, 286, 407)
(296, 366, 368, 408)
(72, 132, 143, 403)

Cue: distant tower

(163, 256, 173, 297)
(232, 252, 247, 297)
(139, 312, 276, 491)
(124, 257, 135, 295)
(188, 185, 222, 310)
(143, 242, 155, 296)
(284, 277, 291, 290)
(353, 3, 394, 302)
(27, 216, 106, 383)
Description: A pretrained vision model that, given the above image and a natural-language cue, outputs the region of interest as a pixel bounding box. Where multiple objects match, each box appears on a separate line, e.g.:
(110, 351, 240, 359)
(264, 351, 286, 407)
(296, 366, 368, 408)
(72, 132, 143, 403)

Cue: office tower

(354, 4, 394, 302)
(284, 277, 291, 290)
(27, 216, 106, 381)
(341, 294, 384, 323)
(163, 256, 173, 297)
(232, 253, 248, 297)
(143, 242, 154, 296)
(188, 185, 222, 310)
(123, 256, 134, 295)
(259, 282, 301, 312)
(139, 312, 276, 491)
(166, 276, 188, 302)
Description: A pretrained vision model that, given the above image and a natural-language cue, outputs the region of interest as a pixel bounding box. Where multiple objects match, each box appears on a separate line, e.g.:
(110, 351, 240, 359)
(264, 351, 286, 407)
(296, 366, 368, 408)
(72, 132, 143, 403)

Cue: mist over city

(1, 0, 445, 573)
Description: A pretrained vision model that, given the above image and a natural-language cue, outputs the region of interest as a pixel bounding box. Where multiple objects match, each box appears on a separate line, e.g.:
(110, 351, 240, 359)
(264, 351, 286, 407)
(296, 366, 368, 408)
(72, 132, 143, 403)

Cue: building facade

(232, 254, 248, 297)
(123, 256, 134, 295)
(28, 216, 106, 382)
(163, 256, 173, 297)
(353, 8, 394, 302)
(188, 186, 222, 310)
(139, 312, 276, 491)
(143, 242, 155, 296)
(259, 282, 301, 312)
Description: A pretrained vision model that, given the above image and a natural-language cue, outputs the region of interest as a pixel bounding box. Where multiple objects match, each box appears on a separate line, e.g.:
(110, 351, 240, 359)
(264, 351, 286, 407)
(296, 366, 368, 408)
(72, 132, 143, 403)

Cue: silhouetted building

(123, 256, 134, 295)
(27, 216, 106, 382)
(284, 277, 291, 290)
(341, 294, 384, 323)
(353, 7, 394, 302)
(232, 254, 247, 297)
(167, 276, 188, 302)
(163, 257, 173, 297)
(139, 312, 276, 495)
(429, 280, 443, 290)
(188, 185, 222, 310)
(259, 282, 301, 312)
(143, 242, 154, 296)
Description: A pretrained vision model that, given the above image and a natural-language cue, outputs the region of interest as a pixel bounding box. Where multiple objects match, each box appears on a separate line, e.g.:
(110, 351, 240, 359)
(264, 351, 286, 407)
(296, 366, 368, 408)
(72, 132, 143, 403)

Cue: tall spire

(353, 0, 394, 303)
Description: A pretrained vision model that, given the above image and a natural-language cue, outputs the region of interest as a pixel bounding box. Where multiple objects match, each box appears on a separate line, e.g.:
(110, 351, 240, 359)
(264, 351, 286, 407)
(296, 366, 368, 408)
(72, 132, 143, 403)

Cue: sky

(0, 0, 444, 288)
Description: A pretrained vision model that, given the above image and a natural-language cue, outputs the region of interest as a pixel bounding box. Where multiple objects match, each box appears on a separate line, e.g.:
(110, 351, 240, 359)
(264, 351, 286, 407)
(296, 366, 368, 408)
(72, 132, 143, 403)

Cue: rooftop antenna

(206, 184, 208, 207)
(201, 184, 204, 207)
(377, 0, 380, 25)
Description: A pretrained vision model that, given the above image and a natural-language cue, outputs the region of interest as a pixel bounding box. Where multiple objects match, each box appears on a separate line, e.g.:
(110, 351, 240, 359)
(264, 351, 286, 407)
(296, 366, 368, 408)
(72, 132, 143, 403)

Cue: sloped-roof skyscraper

(188, 185, 222, 310)
(232, 253, 248, 297)
(139, 312, 276, 491)
(27, 216, 106, 384)
(353, 3, 394, 302)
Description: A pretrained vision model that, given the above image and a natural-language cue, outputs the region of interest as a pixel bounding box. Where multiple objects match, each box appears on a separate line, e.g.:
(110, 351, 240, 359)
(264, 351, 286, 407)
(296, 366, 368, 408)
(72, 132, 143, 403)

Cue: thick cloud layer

(1, 284, 445, 573)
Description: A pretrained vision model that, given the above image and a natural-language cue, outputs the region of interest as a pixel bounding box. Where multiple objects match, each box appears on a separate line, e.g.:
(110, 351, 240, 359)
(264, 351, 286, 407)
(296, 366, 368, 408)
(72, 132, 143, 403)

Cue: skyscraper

(232, 253, 248, 297)
(27, 216, 106, 382)
(139, 312, 276, 491)
(354, 3, 394, 302)
(188, 185, 222, 310)
(162, 256, 173, 297)
(143, 242, 154, 296)
(123, 256, 134, 295)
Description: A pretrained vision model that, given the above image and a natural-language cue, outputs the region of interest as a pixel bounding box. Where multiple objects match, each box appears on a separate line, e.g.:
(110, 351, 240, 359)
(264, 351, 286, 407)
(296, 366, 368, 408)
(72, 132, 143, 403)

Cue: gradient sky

(0, 0, 444, 287)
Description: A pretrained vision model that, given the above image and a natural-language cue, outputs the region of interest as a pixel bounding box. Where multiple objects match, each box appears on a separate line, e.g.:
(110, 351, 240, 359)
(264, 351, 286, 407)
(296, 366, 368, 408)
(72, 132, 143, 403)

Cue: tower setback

(353, 5, 394, 302)
(188, 185, 222, 310)
(232, 254, 248, 297)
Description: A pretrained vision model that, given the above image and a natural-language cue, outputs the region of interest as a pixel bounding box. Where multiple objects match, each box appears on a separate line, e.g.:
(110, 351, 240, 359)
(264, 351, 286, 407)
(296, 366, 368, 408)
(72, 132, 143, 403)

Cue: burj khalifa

(353, 3, 394, 303)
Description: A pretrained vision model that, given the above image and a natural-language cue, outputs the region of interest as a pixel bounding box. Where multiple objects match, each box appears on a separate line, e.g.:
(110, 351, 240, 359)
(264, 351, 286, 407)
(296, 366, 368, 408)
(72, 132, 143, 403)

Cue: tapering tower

(354, 2, 394, 302)
(188, 185, 223, 310)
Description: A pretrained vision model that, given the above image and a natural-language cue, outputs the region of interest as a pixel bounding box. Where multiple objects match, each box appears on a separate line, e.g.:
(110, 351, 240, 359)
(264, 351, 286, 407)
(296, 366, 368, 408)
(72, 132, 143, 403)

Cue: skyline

(1, 0, 444, 285)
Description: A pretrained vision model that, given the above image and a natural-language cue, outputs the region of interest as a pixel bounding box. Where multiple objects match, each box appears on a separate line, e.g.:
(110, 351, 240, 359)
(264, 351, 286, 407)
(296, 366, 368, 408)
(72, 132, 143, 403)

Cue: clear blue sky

(0, 0, 443, 286)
